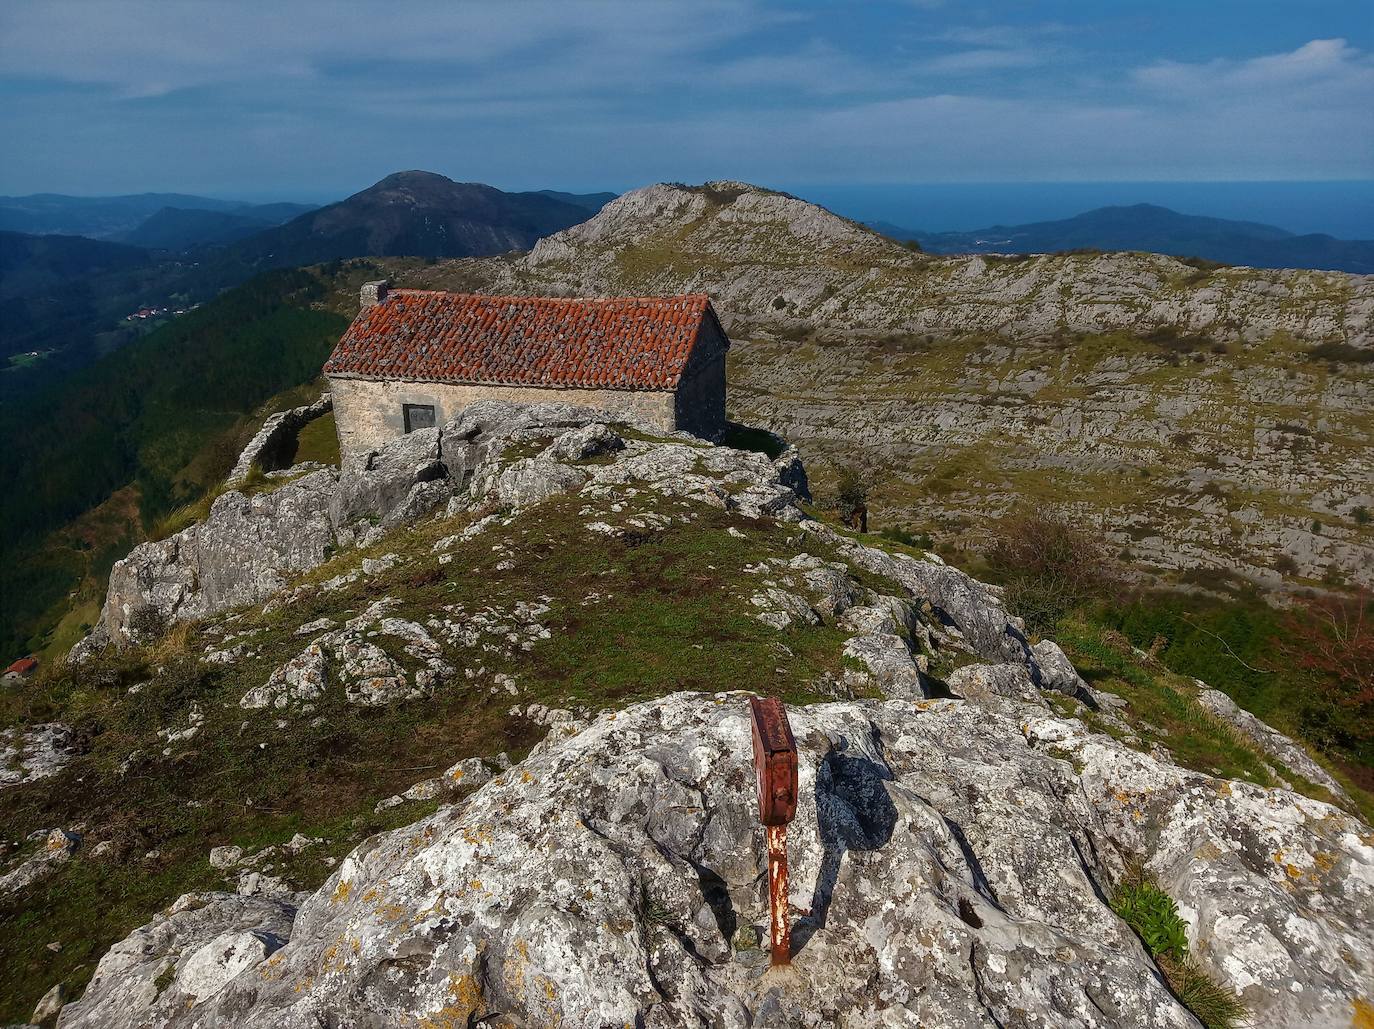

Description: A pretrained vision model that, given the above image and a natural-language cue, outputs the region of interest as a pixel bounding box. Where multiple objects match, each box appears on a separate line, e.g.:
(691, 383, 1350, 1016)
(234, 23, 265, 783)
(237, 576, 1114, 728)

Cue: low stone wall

(229, 394, 333, 481)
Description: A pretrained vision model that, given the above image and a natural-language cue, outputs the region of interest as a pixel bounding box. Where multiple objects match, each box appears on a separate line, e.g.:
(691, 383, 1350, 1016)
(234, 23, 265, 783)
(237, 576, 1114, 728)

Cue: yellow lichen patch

(462, 825, 495, 847)
(1313, 852, 1337, 874)
(1352, 997, 1374, 1029)
(361, 887, 382, 903)
(293, 975, 315, 994)
(331, 879, 353, 904)
(373, 902, 410, 923)
(520, 770, 535, 784)
(450, 768, 466, 782)
(417, 973, 488, 1029)
(1215, 781, 1233, 796)
(1194, 841, 1223, 861)
(258, 952, 287, 982)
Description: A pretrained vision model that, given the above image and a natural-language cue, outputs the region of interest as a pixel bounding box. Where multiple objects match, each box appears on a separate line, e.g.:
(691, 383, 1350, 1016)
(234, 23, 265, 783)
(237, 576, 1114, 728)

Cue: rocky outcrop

(83, 402, 812, 651)
(60, 692, 1372, 1028)
(228, 393, 332, 481)
(398, 180, 1373, 589)
(1, 827, 81, 894)
(100, 469, 338, 646)
(57, 893, 296, 1029)
(1196, 684, 1349, 799)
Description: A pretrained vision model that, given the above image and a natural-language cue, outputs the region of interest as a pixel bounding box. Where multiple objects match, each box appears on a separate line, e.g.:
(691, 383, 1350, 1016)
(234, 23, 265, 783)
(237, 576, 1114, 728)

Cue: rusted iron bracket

(750, 696, 798, 966)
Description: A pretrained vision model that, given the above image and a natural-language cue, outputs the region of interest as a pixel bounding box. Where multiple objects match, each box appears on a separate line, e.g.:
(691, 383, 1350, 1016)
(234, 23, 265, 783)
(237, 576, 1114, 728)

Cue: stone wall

(329, 376, 715, 460)
(228, 393, 333, 481)
(674, 320, 728, 440)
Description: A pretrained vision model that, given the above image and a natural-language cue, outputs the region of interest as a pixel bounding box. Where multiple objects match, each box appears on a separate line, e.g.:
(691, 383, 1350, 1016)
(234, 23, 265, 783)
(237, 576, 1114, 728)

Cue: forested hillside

(0, 268, 349, 659)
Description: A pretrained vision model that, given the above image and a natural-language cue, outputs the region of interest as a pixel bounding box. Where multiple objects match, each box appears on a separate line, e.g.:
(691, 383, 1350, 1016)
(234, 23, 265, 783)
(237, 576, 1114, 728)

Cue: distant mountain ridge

(222, 171, 599, 268)
(0, 192, 314, 239)
(873, 203, 1374, 274)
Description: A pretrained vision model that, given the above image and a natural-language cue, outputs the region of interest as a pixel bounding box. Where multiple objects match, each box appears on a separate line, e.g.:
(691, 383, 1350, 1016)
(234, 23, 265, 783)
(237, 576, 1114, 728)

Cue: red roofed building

(3, 656, 38, 683)
(324, 282, 730, 456)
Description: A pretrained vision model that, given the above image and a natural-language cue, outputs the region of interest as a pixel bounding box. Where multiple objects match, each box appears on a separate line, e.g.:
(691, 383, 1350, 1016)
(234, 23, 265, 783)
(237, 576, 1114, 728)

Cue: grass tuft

(1111, 867, 1248, 1029)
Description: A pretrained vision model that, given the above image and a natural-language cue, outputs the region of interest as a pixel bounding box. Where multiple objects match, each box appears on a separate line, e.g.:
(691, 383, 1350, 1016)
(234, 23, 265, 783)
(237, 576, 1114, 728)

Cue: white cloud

(0, 0, 774, 96)
(1133, 38, 1373, 96)
(917, 48, 1042, 74)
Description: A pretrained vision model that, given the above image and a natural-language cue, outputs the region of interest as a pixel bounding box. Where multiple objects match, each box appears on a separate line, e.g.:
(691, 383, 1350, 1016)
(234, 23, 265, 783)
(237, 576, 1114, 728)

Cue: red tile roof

(324, 291, 724, 391)
(4, 656, 37, 676)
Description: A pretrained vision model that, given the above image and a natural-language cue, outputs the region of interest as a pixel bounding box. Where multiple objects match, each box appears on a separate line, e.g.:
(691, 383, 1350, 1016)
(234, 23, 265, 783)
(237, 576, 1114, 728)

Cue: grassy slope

(0, 481, 874, 1020)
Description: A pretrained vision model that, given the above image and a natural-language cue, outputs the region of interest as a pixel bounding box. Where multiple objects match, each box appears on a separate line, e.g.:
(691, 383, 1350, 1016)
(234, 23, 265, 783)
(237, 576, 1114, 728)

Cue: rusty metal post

(765, 823, 790, 966)
(749, 697, 798, 967)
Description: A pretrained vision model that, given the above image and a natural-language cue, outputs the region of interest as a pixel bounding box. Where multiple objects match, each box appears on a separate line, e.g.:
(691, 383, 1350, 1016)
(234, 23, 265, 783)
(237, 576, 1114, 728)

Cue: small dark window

(403, 404, 435, 433)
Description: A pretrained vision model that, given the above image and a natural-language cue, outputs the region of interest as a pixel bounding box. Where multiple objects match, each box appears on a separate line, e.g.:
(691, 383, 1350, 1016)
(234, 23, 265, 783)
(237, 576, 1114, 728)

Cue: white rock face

(57, 893, 295, 1029)
(0, 723, 75, 788)
(61, 693, 1373, 1028)
(175, 929, 286, 1003)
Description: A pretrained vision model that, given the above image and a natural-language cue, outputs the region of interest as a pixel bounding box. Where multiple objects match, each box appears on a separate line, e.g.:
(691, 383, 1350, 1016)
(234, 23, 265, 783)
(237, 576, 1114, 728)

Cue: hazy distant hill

(533, 189, 618, 212)
(0, 230, 160, 362)
(117, 203, 314, 250)
(224, 171, 598, 268)
(0, 192, 243, 238)
(874, 203, 1374, 274)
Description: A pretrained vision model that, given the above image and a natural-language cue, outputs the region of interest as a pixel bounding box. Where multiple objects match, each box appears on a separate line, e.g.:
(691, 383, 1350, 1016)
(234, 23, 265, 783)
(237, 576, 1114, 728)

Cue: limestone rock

(481, 456, 589, 508)
(103, 470, 338, 645)
(77, 691, 1370, 1028)
(1196, 685, 1348, 799)
(330, 425, 444, 527)
(544, 422, 624, 462)
(946, 661, 1044, 705)
(242, 616, 452, 713)
(0, 828, 81, 895)
(1030, 639, 1088, 696)
(842, 630, 925, 698)
(56, 893, 295, 1029)
(175, 929, 287, 1004)
(208, 846, 243, 870)
(0, 723, 76, 788)
(32, 982, 66, 1023)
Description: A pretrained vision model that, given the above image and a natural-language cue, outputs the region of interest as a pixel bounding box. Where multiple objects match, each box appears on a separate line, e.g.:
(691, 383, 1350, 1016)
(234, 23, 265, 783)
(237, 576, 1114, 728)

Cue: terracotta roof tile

(324, 290, 723, 391)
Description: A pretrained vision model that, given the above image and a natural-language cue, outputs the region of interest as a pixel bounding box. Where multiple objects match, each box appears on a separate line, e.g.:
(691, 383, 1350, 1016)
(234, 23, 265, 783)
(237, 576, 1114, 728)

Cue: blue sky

(1, 0, 1371, 199)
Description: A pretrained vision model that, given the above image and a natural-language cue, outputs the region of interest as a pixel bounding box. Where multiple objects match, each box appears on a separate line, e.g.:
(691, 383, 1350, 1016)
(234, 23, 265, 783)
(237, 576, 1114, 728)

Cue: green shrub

(1307, 341, 1373, 364)
(1111, 874, 1189, 961)
(829, 466, 870, 514)
(985, 511, 1124, 634)
(879, 525, 933, 550)
(1111, 869, 1247, 1029)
